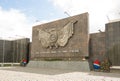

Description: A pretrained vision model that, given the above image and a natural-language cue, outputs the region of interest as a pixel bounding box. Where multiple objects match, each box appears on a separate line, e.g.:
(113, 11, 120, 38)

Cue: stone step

(27, 61, 90, 72)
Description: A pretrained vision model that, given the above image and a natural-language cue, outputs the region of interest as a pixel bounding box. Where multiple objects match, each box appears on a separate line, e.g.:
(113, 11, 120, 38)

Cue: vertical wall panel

(12, 38, 30, 62)
(89, 32, 105, 62)
(105, 21, 120, 66)
(0, 38, 30, 63)
(0, 40, 12, 62)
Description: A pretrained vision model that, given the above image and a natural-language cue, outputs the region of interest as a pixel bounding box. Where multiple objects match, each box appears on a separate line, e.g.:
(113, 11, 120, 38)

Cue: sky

(0, 0, 120, 41)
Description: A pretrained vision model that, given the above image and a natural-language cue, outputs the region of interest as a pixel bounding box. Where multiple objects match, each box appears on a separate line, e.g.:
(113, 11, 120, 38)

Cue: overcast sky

(0, 0, 120, 41)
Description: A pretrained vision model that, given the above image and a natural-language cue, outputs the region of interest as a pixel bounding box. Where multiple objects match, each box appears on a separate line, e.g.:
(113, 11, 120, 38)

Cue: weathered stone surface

(105, 21, 120, 66)
(89, 32, 106, 62)
(31, 12, 89, 60)
(0, 38, 30, 63)
(0, 40, 12, 62)
(27, 61, 90, 72)
(38, 21, 76, 49)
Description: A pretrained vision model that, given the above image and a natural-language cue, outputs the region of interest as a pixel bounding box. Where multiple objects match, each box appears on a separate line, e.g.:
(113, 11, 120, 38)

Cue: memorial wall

(89, 32, 106, 61)
(0, 40, 12, 62)
(105, 21, 120, 66)
(0, 38, 30, 63)
(89, 21, 120, 66)
(31, 12, 89, 61)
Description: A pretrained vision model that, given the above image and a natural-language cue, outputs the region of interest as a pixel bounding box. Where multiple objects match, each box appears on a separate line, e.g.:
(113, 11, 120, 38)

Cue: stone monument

(28, 12, 90, 71)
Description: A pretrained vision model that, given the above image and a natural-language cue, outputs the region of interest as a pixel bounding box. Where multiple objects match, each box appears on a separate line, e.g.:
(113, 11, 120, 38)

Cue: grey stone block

(27, 61, 90, 72)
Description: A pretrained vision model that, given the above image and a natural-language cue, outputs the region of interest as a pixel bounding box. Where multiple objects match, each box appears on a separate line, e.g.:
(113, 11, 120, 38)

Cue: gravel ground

(0, 67, 120, 81)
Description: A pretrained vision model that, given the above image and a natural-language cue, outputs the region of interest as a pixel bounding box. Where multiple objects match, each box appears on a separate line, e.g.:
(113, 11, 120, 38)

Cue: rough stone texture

(105, 21, 120, 66)
(0, 38, 30, 63)
(89, 32, 106, 62)
(89, 20, 120, 66)
(0, 40, 12, 62)
(12, 38, 30, 63)
(31, 12, 89, 60)
(27, 61, 90, 72)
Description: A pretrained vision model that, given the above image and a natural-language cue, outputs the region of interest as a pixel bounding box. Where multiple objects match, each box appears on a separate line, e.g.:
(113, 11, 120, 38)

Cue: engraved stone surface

(31, 12, 89, 60)
(38, 21, 76, 49)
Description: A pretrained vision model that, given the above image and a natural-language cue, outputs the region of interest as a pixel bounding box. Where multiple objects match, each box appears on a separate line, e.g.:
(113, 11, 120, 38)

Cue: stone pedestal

(27, 61, 90, 72)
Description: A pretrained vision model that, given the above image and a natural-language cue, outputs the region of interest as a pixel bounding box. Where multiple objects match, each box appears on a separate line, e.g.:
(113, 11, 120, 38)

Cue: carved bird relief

(38, 21, 77, 49)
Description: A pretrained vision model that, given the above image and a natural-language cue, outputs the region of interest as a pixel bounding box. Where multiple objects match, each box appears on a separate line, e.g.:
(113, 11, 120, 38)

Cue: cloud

(50, 0, 120, 33)
(0, 7, 32, 40)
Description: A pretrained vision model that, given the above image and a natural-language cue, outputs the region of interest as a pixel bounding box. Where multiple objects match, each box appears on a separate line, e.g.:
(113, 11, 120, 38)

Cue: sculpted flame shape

(38, 21, 77, 49)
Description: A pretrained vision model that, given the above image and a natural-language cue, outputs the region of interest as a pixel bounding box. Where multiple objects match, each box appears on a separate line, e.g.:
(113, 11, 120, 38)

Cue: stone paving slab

(0, 67, 120, 81)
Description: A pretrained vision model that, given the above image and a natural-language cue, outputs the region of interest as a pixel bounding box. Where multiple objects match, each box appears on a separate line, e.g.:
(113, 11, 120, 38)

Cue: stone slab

(27, 61, 90, 72)
(31, 12, 89, 60)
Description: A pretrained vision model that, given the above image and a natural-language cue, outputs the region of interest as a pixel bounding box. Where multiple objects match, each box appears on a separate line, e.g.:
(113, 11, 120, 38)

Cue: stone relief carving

(38, 21, 77, 49)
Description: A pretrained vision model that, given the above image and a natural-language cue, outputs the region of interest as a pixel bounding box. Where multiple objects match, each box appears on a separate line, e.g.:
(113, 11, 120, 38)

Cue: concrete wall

(12, 38, 30, 62)
(89, 32, 106, 62)
(105, 21, 120, 66)
(0, 38, 30, 63)
(89, 20, 120, 66)
(31, 12, 89, 61)
(0, 40, 13, 62)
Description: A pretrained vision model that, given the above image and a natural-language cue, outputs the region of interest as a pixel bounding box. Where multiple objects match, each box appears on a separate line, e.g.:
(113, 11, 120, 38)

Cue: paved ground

(0, 67, 120, 81)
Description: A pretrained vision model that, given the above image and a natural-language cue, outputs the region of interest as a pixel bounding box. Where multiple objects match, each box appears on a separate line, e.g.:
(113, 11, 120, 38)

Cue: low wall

(27, 61, 90, 72)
